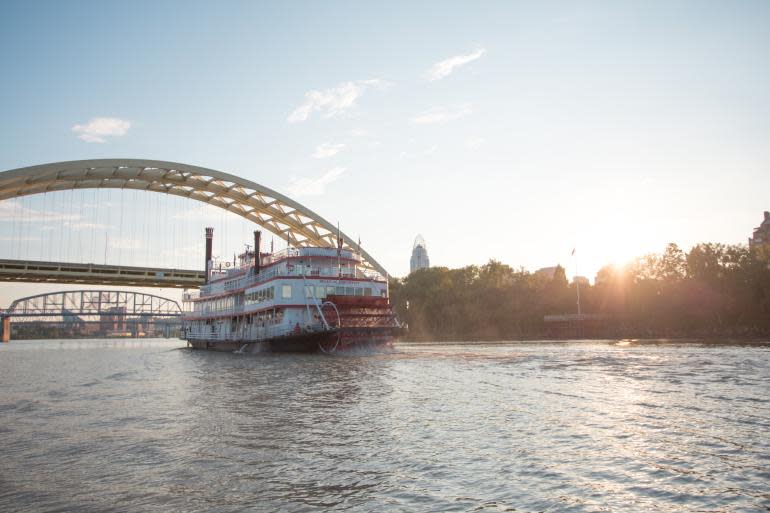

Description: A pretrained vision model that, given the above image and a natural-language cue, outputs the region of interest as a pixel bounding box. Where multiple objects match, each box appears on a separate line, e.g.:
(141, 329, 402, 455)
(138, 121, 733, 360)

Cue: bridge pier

(1, 316, 10, 342)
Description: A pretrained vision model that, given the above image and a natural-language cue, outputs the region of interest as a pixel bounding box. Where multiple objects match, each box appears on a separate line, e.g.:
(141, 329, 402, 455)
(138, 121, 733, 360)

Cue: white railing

(182, 291, 200, 302)
(183, 321, 328, 342)
(189, 304, 246, 316)
(200, 264, 384, 297)
(261, 247, 360, 265)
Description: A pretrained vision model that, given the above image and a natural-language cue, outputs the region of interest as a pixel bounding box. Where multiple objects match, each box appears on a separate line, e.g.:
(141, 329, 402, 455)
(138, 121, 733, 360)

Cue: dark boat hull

(185, 326, 403, 353)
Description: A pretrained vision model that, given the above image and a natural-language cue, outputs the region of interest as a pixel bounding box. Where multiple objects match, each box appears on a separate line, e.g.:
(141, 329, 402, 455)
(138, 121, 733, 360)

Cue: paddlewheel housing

(323, 295, 400, 329)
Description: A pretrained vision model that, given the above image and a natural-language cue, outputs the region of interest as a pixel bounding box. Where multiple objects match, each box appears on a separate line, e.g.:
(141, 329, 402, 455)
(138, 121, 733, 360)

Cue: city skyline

(1, 1, 768, 305)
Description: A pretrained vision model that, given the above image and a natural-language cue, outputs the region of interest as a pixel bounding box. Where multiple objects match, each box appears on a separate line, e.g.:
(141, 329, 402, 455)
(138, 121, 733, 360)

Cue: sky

(0, 0, 768, 306)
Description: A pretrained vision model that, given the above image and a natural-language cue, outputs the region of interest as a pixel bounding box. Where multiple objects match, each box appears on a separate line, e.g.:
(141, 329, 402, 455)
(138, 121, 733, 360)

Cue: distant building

(749, 211, 770, 248)
(535, 266, 558, 280)
(100, 306, 127, 334)
(572, 276, 590, 287)
(410, 235, 430, 273)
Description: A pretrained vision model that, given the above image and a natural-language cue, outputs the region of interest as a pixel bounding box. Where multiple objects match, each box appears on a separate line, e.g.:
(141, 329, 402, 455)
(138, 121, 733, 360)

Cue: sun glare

(575, 216, 658, 282)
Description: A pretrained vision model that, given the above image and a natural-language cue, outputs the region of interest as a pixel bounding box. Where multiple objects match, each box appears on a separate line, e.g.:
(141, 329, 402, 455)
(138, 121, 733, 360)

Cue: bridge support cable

(0, 159, 389, 277)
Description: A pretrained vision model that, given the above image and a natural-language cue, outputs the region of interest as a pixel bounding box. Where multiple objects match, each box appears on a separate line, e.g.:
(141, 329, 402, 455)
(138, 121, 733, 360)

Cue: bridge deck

(0, 259, 204, 288)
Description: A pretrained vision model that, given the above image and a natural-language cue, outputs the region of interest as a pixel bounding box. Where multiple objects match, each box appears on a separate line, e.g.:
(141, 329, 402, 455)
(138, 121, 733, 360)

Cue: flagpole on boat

(337, 222, 343, 280)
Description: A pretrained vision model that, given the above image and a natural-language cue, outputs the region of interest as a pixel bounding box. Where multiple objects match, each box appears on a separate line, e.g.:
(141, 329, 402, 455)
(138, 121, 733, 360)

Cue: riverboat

(181, 228, 403, 353)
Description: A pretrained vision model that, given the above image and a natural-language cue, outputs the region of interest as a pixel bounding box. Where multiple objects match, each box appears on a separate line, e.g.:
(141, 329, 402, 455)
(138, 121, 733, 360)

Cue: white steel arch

(0, 159, 388, 276)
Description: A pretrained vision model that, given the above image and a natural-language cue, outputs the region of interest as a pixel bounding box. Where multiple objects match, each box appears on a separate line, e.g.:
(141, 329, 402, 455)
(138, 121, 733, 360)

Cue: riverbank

(397, 336, 770, 346)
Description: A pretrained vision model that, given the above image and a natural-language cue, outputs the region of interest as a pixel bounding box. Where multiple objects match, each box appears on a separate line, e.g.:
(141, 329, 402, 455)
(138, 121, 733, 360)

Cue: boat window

(282, 284, 292, 299)
(305, 285, 314, 298)
(327, 286, 336, 296)
(355, 288, 364, 296)
(315, 286, 325, 298)
(364, 288, 372, 296)
(345, 287, 354, 296)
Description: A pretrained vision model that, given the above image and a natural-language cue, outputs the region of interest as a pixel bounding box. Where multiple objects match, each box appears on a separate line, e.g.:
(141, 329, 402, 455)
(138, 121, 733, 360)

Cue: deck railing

(183, 321, 327, 342)
(200, 264, 383, 297)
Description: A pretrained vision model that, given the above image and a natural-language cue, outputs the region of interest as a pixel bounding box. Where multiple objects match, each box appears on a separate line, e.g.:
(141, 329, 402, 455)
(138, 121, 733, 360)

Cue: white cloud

(288, 80, 387, 123)
(312, 142, 345, 159)
(287, 168, 346, 197)
(172, 204, 221, 221)
(159, 244, 201, 260)
(65, 221, 107, 230)
(72, 117, 131, 143)
(109, 237, 143, 250)
(466, 136, 485, 150)
(0, 236, 40, 241)
(412, 105, 472, 124)
(0, 199, 80, 223)
(425, 48, 486, 81)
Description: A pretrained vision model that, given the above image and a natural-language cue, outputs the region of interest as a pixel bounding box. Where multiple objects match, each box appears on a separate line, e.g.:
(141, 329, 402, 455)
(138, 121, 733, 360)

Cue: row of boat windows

(195, 296, 237, 313)
(305, 285, 373, 298)
(196, 283, 381, 313)
(217, 264, 360, 292)
(246, 284, 375, 304)
(197, 309, 283, 325)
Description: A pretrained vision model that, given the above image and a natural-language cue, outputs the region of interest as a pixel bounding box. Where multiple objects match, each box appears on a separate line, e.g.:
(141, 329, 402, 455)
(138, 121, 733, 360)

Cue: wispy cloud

(72, 117, 131, 143)
(312, 143, 345, 159)
(288, 80, 388, 123)
(287, 168, 346, 197)
(0, 236, 40, 241)
(109, 237, 143, 250)
(159, 244, 201, 260)
(425, 49, 486, 81)
(466, 136, 485, 150)
(172, 204, 221, 221)
(412, 105, 472, 124)
(0, 199, 80, 222)
(65, 221, 107, 230)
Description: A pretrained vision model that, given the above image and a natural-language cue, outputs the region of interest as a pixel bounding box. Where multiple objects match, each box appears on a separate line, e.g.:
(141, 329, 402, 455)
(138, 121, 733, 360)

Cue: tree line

(389, 243, 770, 340)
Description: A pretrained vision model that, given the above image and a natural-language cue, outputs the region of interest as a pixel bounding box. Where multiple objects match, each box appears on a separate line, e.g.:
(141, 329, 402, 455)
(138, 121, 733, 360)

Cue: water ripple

(0, 339, 769, 512)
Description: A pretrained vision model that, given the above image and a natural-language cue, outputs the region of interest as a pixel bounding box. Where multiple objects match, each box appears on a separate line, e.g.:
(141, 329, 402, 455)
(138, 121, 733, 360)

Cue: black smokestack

(254, 230, 261, 275)
(204, 227, 213, 284)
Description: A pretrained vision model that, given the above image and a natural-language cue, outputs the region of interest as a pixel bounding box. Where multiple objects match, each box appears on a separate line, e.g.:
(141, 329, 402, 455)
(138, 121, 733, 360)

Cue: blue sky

(1, 0, 769, 305)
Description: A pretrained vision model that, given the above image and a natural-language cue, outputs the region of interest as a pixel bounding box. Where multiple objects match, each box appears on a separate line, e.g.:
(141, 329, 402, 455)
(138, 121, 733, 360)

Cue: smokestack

(254, 230, 261, 274)
(204, 227, 213, 284)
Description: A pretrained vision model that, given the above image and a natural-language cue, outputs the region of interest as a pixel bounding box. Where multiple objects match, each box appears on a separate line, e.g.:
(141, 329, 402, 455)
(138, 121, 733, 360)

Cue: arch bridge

(0, 159, 387, 283)
(4, 290, 182, 318)
(1, 290, 182, 342)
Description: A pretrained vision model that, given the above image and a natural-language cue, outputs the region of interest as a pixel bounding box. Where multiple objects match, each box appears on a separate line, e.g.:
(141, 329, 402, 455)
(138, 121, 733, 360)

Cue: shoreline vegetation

(390, 242, 770, 341)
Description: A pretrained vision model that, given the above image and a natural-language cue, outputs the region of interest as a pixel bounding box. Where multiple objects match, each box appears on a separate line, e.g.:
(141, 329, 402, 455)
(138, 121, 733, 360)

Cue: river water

(1, 339, 768, 512)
